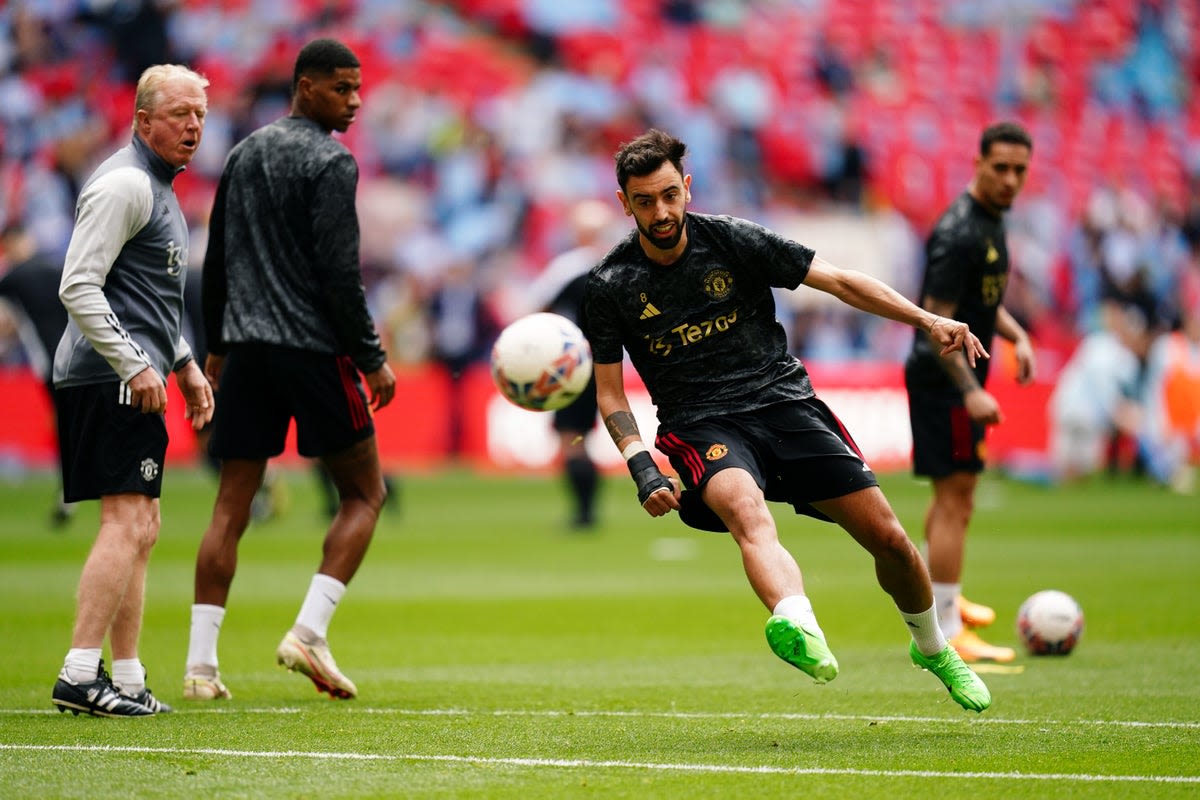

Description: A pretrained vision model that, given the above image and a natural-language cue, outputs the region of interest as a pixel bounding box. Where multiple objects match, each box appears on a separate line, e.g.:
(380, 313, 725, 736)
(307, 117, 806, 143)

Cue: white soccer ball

(490, 312, 593, 411)
(1016, 589, 1084, 656)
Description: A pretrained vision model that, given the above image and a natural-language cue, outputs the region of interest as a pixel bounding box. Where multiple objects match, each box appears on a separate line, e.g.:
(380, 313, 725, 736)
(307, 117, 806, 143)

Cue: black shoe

(52, 660, 154, 717)
(121, 686, 172, 713)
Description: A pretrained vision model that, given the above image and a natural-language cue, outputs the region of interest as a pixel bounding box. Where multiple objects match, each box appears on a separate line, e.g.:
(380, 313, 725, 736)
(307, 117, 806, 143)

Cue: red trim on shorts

(656, 432, 705, 485)
(826, 405, 867, 461)
(950, 405, 974, 462)
(337, 356, 370, 431)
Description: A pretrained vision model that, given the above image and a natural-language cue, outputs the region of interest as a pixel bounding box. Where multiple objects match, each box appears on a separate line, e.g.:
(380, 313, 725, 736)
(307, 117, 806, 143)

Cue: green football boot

(909, 642, 992, 712)
(765, 615, 839, 684)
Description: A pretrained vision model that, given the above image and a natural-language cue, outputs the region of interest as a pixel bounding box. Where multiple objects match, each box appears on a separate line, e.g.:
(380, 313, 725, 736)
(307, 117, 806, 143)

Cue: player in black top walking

(904, 122, 1037, 663)
(184, 38, 396, 702)
(582, 129, 992, 712)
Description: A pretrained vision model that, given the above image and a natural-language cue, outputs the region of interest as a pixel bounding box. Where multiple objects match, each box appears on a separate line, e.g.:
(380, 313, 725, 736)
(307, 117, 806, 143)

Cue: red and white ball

(1017, 590, 1084, 655)
(490, 312, 593, 411)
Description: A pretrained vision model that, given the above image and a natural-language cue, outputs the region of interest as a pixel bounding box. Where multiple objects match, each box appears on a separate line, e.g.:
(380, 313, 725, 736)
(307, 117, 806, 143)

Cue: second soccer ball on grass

(1016, 589, 1085, 656)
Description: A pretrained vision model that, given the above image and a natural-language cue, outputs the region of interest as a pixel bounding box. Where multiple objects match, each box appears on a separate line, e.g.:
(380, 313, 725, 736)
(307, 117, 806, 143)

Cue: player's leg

(927, 472, 1014, 662)
(316, 435, 387, 582)
(702, 468, 839, 684)
(107, 495, 171, 712)
(814, 487, 990, 712)
(554, 375, 599, 529)
(184, 458, 267, 700)
(274, 436, 385, 699)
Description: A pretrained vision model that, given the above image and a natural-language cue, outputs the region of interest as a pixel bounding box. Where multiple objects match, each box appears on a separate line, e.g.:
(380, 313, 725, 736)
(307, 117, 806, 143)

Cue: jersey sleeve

(58, 167, 156, 382)
(725, 215, 814, 289)
(309, 152, 387, 373)
(580, 271, 625, 365)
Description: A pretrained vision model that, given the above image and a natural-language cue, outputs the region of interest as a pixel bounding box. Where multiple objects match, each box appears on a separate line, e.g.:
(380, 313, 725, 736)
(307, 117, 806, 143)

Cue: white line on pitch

(5, 706, 1199, 729)
(0, 744, 1196, 785)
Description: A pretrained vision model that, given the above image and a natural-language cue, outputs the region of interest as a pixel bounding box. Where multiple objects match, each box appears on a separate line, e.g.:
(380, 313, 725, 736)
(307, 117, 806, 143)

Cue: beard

(637, 216, 685, 251)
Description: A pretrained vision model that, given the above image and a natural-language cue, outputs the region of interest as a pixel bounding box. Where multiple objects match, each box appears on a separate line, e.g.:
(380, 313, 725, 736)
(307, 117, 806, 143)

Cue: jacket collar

(131, 133, 185, 183)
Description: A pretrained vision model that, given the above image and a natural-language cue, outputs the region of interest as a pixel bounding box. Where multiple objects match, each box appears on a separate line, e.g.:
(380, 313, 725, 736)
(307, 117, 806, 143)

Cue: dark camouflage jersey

(582, 212, 815, 432)
(905, 192, 1010, 390)
(202, 115, 386, 373)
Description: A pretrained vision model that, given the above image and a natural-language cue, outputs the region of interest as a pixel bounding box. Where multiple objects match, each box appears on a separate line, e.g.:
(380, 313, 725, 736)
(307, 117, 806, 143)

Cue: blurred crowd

(1, 0, 1199, 485)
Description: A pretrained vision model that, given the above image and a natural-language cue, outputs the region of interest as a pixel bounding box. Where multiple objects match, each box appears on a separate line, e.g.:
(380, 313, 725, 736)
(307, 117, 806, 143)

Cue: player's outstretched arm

(802, 256, 989, 367)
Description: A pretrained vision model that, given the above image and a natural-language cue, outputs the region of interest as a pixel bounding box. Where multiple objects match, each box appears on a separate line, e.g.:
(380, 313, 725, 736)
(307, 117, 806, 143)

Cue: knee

(342, 476, 387, 515)
(139, 508, 161, 551)
(872, 518, 919, 563)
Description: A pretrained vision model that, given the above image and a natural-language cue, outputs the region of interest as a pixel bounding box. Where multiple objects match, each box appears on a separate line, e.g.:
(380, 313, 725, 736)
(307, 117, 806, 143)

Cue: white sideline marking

(0, 744, 1196, 784)
(6, 706, 1200, 729)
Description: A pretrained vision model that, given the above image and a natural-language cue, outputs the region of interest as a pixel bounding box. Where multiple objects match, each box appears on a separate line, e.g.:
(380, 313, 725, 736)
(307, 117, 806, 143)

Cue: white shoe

(183, 671, 233, 700)
(276, 630, 357, 699)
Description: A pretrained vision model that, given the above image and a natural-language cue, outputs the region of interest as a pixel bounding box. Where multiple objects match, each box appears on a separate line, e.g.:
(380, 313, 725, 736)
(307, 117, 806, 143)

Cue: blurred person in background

(526, 199, 619, 530)
(427, 256, 499, 458)
(904, 122, 1037, 664)
(185, 39, 395, 703)
(50, 64, 213, 718)
(0, 223, 74, 525)
(1140, 271, 1200, 493)
(1050, 300, 1151, 483)
(583, 129, 993, 713)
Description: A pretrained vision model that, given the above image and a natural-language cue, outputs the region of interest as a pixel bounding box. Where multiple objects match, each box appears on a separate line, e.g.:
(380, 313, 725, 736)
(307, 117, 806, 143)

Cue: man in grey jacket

(51, 63, 213, 717)
(184, 38, 396, 702)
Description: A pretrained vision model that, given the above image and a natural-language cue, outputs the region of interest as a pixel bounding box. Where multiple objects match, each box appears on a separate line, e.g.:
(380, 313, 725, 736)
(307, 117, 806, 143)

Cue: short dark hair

(614, 129, 687, 190)
(980, 121, 1032, 157)
(292, 38, 360, 91)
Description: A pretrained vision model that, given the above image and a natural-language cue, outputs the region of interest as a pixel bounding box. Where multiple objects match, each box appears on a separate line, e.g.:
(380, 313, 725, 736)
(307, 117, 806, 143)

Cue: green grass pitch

(0, 466, 1196, 798)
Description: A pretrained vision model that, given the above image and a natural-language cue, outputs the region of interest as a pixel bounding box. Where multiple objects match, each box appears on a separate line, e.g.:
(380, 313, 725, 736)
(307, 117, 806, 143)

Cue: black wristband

(627, 451, 672, 505)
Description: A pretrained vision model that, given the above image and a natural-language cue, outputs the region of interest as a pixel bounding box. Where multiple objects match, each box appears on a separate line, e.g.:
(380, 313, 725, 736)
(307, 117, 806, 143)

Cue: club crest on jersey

(140, 458, 160, 482)
(705, 444, 729, 461)
(703, 269, 733, 300)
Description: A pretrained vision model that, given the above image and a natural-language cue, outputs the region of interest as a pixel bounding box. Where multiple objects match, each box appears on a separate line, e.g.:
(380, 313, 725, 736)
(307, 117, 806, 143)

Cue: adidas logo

(640, 303, 661, 320)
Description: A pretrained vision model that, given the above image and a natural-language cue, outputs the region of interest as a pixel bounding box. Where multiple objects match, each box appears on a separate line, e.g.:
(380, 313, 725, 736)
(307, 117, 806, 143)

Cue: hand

(627, 451, 681, 516)
(364, 362, 396, 411)
(964, 387, 1002, 426)
(204, 353, 225, 391)
(1013, 337, 1037, 385)
(929, 317, 989, 368)
(128, 366, 168, 414)
(177, 359, 215, 430)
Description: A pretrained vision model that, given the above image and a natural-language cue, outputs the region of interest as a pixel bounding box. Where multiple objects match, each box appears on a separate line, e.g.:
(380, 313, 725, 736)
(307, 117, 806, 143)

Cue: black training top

(202, 115, 386, 373)
(582, 212, 815, 432)
(905, 192, 1009, 390)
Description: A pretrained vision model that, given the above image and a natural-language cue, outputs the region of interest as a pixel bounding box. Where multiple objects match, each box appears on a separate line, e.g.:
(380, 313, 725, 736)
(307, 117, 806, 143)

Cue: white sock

(295, 574, 345, 640)
(187, 603, 226, 671)
(931, 581, 962, 639)
(63, 648, 102, 683)
(111, 658, 145, 695)
(773, 594, 823, 634)
(901, 603, 949, 657)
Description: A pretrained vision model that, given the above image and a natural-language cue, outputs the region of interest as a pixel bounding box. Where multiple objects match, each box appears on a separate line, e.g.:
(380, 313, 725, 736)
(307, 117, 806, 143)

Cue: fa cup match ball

(490, 312, 593, 411)
(1016, 590, 1084, 655)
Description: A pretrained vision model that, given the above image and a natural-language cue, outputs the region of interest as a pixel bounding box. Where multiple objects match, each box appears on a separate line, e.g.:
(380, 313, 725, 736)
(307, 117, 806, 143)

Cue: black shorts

(655, 397, 879, 526)
(208, 344, 374, 460)
(552, 373, 598, 434)
(905, 384, 986, 478)
(56, 381, 169, 502)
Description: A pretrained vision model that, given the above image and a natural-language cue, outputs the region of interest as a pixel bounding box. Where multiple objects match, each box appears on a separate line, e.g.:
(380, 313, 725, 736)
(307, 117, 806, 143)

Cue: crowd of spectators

(2, 0, 1199, 483)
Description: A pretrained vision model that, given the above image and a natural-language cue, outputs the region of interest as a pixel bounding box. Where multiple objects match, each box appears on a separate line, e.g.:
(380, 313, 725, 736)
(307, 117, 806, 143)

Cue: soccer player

(0, 223, 74, 526)
(184, 38, 396, 701)
(526, 199, 619, 529)
(904, 122, 1037, 663)
(50, 64, 213, 717)
(581, 129, 992, 712)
